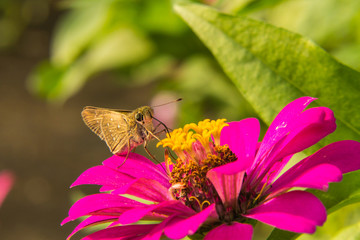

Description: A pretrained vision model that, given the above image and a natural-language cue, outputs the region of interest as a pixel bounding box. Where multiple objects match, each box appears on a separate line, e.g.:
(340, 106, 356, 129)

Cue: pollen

(169, 145, 237, 212)
(157, 119, 228, 155)
(158, 128, 196, 153)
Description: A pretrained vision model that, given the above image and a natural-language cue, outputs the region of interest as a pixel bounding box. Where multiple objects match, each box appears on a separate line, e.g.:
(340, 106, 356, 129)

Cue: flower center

(158, 119, 237, 213)
(169, 145, 237, 212)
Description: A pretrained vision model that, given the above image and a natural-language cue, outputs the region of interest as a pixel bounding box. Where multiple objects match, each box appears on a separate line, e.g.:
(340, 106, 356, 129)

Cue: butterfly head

(134, 106, 154, 127)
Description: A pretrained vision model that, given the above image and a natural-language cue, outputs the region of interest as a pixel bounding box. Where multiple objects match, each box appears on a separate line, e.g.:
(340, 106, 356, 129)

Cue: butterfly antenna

(150, 97, 182, 137)
(151, 98, 182, 108)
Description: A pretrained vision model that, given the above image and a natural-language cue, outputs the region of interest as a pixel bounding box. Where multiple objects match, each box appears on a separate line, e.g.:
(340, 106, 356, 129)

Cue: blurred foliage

(296, 202, 360, 240)
(249, 0, 360, 70)
(26, 0, 360, 238)
(26, 0, 259, 123)
(27, 0, 360, 124)
(0, 0, 50, 50)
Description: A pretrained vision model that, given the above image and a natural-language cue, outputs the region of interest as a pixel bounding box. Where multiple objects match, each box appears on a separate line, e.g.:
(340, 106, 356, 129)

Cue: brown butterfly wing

(81, 107, 107, 140)
(81, 107, 132, 155)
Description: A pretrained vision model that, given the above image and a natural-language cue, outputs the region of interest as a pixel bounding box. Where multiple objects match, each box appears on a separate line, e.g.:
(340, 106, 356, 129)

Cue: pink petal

(143, 216, 174, 240)
(257, 154, 293, 187)
(164, 204, 216, 239)
(245, 191, 326, 233)
(305, 140, 360, 174)
(220, 118, 260, 173)
(204, 222, 253, 240)
(253, 106, 336, 186)
(153, 201, 197, 216)
(270, 163, 342, 194)
(118, 201, 192, 225)
(269, 107, 336, 162)
(214, 119, 259, 205)
(256, 97, 316, 163)
(62, 194, 145, 225)
(207, 168, 244, 210)
(111, 178, 172, 202)
(70, 165, 135, 189)
(209, 119, 259, 209)
(269, 140, 360, 195)
(103, 153, 170, 188)
(0, 170, 14, 207)
(66, 215, 117, 240)
(82, 224, 157, 240)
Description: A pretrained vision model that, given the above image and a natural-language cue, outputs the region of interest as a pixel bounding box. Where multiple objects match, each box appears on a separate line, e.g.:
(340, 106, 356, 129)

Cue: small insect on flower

(81, 99, 181, 163)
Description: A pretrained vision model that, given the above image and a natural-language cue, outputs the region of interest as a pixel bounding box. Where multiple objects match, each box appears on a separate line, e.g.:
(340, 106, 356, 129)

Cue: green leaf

(333, 222, 360, 240)
(28, 27, 153, 103)
(214, 0, 253, 14)
(216, 0, 288, 14)
(52, 3, 110, 66)
(261, 0, 360, 52)
(266, 230, 298, 240)
(173, 1, 360, 239)
(296, 202, 360, 240)
(137, 0, 186, 34)
(173, 0, 360, 147)
(52, 0, 145, 67)
(83, 27, 153, 72)
(333, 44, 360, 71)
(27, 61, 67, 100)
(237, 0, 288, 14)
(308, 170, 360, 214)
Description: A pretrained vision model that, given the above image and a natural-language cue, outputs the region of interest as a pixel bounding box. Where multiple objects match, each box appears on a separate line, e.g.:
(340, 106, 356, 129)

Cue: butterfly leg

(143, 141, 157, 163)
(143, 141, 167, 173)
(153, 128, 167, 137)
(118, 139, 132, 168)
(147, 127, 177, 161)
(153, 122, 162, 132)
(152, 117, 173, 136)
(153, 123, 173, 134)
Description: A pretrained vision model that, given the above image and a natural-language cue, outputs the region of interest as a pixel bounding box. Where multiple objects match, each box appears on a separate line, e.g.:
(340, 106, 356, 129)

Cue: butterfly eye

(135, 113, 144, 122)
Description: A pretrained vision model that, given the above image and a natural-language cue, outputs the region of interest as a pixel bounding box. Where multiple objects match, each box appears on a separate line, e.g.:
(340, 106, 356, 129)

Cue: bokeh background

(1, 0, 360, 239)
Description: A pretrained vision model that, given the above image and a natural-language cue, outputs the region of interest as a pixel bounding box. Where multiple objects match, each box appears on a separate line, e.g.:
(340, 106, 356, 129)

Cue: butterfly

(81, 106, 156, 155)
(81, 99, 181, 163)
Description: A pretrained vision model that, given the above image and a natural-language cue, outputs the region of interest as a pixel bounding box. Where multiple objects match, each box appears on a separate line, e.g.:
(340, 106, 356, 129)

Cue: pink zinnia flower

(63, 97, 360, 240)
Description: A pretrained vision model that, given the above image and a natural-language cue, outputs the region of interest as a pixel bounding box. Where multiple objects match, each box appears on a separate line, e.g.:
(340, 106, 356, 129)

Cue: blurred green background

(1, 0, 360, 239)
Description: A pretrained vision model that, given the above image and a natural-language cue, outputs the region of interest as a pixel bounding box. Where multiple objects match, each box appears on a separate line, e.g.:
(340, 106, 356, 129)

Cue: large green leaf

(215, 0, 288, 14)
(332, 222, 360, 240)
(173, 1, 360, 146)
(309, 170, 360, 214)
(297, 197, 360, 240)
(173, 1, 360, 239)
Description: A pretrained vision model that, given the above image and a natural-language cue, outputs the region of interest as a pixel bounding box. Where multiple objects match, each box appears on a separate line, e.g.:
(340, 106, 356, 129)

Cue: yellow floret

(157, 119, 228, 152)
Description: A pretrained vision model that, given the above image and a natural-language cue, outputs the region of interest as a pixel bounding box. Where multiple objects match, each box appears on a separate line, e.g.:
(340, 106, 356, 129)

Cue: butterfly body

(81, 106, 155, 155)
